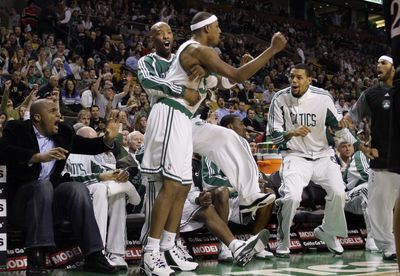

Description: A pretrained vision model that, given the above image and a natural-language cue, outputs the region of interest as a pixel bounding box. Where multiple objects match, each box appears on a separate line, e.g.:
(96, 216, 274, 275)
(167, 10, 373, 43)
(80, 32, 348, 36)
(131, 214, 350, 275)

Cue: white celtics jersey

(164, 39, 208, 114)
(267, 85, 358, 159)
(63, 154, 104, 185)
(343, 151, 370, 191)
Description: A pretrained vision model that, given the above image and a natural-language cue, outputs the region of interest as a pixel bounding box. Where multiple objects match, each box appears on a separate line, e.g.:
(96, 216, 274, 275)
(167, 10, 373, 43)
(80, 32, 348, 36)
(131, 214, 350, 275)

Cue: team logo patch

(382, 99, 391, 110)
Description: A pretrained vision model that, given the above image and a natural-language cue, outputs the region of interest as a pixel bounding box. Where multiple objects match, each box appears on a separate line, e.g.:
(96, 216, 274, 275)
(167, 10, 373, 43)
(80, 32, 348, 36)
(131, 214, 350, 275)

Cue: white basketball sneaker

(314, 226, 343, 255)
(143, 251, 175, 276)
(163, 246, 199, 271)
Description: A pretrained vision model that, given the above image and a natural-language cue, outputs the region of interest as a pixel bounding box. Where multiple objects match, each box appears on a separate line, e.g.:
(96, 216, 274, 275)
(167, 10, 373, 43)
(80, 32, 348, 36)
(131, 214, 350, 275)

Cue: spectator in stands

(35, 48, 49, 77)
(238, 81, 257, 105)
(243, 107, 263, 132)
(57, 0, 72, 26)
(216, 96, 230, 124)
(84, 31, 101, 58)
(80, 82, 95, 109)
(335, 95, 349, 114)
(13, 26, 26, 48)
(76, 109, 91, 127)
(82, 14, 93, 31)
(11, 47, 26, 72)
(38, 75, 59, 97)
(0, 99, 121, 275)
(92, 74, 130, 119)
(100, 41, 116, 63)
(0, 80, 35, 120)
(233, 101, 247, 121)
(51, 57, 67, 78)
(134, 114, 147, 134)
(8, 70, 29, 106)
(61, 79, 81, 112)
(21, 1, 40, 32)
(262, 82, 276, 105)
(90, 105, 106, 133)
(69, 55, 84, 80)
(117, 110, 132, 132)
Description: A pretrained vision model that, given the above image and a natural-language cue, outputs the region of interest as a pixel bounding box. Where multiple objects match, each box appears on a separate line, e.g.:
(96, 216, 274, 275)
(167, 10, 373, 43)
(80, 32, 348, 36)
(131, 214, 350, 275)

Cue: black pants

(9, 180, 103, 254)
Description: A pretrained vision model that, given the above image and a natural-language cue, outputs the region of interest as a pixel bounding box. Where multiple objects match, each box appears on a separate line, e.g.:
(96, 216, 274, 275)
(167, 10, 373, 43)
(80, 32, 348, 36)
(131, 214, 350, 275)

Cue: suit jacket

(0, 119, 113, 201)
(117, 154, 139, 183)
(116, 153, 145, 214)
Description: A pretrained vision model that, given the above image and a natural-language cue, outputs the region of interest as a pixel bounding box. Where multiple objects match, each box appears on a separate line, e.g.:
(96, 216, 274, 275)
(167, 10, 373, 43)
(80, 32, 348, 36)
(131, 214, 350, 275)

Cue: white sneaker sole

(234, 229, 270, 266)
(239, 193, 276, 213)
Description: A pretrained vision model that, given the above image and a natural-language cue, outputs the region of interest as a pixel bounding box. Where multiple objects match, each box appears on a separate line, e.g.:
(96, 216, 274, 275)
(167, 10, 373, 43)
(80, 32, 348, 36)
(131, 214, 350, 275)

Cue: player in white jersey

(267, 63, 376, 257)
(139, 14, 286, 276)
(62, 127, 140, 270)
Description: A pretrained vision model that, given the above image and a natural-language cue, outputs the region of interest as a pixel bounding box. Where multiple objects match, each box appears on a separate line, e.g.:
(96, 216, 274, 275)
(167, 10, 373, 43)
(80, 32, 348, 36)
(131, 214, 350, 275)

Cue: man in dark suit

(116, 131, 145, 214)
(0, 99, 119, 275)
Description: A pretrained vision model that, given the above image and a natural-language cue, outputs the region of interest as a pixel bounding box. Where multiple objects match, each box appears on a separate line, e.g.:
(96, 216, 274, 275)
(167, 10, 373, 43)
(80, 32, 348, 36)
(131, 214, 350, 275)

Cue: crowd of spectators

(0, 0, 388, 142)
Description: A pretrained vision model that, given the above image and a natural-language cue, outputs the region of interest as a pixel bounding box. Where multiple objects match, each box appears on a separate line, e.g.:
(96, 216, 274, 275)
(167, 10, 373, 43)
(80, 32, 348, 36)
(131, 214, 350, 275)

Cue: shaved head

(30, 99, 53, 118)
(149, 22, 173, 59)
(150, 22, 170, 36)
(30, 99, 61, 136)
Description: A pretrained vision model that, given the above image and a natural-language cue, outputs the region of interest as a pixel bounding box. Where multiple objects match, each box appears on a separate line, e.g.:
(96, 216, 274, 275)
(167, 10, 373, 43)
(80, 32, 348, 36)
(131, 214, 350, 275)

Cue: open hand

(41, 147, 69, 162)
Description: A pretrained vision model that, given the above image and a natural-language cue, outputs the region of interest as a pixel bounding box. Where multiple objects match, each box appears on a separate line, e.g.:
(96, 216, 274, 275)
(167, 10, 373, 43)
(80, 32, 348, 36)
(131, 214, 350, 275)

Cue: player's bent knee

(215, 187, 230, 202)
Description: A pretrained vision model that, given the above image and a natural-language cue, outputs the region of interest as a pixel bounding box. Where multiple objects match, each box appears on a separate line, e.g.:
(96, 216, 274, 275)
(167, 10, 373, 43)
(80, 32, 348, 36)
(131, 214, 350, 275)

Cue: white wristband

(221, 77, 236, 89)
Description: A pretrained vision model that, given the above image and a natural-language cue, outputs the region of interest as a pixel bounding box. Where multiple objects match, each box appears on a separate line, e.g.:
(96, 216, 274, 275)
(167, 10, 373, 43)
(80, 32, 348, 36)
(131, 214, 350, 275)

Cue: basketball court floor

(1, 250, 398, 276)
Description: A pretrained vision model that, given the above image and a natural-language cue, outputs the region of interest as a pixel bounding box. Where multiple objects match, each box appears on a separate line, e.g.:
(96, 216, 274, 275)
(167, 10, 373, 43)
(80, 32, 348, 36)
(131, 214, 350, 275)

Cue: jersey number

(391, 0, 400, 38)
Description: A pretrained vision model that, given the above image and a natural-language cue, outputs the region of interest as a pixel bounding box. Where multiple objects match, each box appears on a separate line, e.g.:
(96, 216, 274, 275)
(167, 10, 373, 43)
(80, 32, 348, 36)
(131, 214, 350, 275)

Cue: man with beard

(347, 55, 398, 260)
(380, 1, 400, 272)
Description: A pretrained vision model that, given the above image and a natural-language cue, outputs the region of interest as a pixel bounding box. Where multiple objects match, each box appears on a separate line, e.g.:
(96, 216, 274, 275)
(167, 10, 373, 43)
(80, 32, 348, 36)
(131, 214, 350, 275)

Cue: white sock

(160, 230, 176, 251)
(228, 239, 242, 252)
(144, 237, 160, 253)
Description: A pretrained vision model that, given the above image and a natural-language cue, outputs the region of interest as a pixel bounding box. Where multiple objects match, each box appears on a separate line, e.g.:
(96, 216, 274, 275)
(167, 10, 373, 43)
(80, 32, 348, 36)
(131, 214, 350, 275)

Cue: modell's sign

(49, 247, 83, 267)
(268, 239, 303, 251)
(125, 246, 142, 260)
(191, 243, 219, 256)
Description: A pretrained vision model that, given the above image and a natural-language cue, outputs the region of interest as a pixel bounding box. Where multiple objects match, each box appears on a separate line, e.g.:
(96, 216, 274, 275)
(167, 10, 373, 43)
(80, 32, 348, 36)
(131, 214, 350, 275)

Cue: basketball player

(346, 55, 398, 260)
(63, 126, 141, 270)
(139, 14, 286, 275)
(380, 1, 400, 271)
(267, 63, 375, 257)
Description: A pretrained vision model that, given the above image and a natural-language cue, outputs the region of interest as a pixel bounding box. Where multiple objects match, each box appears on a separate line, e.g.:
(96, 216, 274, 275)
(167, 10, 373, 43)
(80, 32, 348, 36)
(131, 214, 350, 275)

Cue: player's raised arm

(192, 32, 287, 83)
